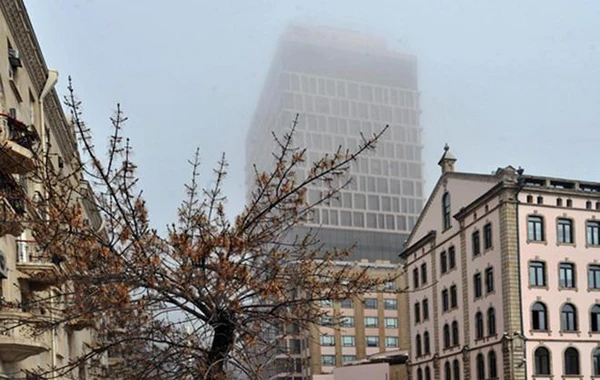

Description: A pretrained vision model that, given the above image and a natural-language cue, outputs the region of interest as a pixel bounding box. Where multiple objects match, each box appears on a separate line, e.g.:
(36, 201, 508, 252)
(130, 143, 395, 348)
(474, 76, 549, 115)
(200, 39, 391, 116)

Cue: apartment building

(0, 1, 100, 378)
(402, 146, 600, 380)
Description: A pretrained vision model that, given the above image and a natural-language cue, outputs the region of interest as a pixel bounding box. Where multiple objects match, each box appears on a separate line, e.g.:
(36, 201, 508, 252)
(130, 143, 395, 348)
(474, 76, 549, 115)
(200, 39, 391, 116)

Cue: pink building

(401, 147, 600, 380)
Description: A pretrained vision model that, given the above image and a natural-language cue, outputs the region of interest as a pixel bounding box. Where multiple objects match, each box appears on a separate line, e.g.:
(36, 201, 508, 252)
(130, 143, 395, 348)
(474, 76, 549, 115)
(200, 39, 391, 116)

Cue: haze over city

(25, 0, 600, 230)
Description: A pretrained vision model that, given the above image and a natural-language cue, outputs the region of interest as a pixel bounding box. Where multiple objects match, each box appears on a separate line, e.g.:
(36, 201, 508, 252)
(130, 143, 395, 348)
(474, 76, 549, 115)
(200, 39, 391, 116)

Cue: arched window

(443, 324, 450, 348)
(561, 303, 577, 331)
(475, 312, 484, 339)
(452, 321, 459, 346)
(424, 366, 431, 380)
(453, 359, 460, 380)
(488, 350, 497, 378)
(591, 305, 600, 332)
(487, 307, 496, 336)
(476, 353, 485, 380)
(442, 192, 451, 229)
(444, 361, 451, 380)
(534, 347, 550, 375)
(416, 334, 422, 357)
(532, 302, 548, 330)
(417, 368, 423, 380)
(424, 331, 430, 355)
(564, 347, 580, 375)
(593, 347, 600, 375)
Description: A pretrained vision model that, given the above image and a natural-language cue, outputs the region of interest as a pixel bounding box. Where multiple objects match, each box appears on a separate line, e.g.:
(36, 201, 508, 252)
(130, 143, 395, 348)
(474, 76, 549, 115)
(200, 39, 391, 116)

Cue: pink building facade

(402, 148, 600, 380)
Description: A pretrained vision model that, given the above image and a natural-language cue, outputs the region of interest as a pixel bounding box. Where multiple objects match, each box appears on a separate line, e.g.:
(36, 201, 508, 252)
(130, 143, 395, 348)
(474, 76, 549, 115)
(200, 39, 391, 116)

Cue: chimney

(438, 144, 456, 174)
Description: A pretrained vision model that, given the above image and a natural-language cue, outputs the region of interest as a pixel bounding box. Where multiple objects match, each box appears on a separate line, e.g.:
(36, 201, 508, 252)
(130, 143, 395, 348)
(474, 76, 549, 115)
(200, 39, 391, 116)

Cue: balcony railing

(0, 113, 39, 173)
(0, 114, 37, 151)
(16, 240, 60, 290)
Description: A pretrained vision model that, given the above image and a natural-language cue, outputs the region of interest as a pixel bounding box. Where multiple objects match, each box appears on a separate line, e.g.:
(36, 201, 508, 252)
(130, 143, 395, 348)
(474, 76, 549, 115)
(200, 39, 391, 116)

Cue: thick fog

(25, 0, 600, 230)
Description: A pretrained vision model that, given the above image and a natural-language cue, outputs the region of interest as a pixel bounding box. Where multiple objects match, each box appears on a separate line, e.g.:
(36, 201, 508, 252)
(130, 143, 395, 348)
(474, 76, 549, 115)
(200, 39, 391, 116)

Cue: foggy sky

(24, 0, 600, 231)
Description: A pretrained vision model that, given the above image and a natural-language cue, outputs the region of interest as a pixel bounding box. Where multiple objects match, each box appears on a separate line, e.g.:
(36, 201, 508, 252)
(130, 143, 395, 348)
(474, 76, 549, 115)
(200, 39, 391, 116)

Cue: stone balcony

(16, 239, 60, 291)
(0, 113, 38, 174)
(0, 307, 49, 362)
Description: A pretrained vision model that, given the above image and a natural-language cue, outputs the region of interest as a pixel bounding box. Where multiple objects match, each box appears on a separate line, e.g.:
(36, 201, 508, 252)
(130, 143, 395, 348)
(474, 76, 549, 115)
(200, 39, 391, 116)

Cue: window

(561, 303, 577, 331)
(557, 198, 563, 207)
(341, 335, 355, 346)
(366, 336, 379, 347)
(529, 261, 546, 287)
(342, 355, 356, 363)
(589, 265, 600, 289)
(423, 331, 430, 354)
(443, 324, 450, 348)
(364, 298, 378, 309)
(472, 230, 481, 256)
(475, 312, 484, 339)
(422, 299, 429, 320)
(365, 317, 378, 328)
(384, 298, 397, 310)
(593, 348, 600, 375)
(440, 251, 448, 274)
(340, 316, 354, 327)
(487, 307, 496, 336)
(559, 262, 576, 288)
(442, 361, 450, 380)
(588, 221, 600, 246)
(488, 350, 497, 378)
(537, 196, 544, 204)
(417, 368, 423, 380)
(453, 360, 460, 380)
(557, 218, 573, 244)
(321, 354, 336, 366)
(476, 353, 485, 380)
(564, 347, 580, 375)
(450, 285, 457, 308)
(421, 263, 427, 285)
(485, 267, 494, 293)
(532, 302, 548, 331)
(452, 321, 459, 346)
(384, 317, 398, 328)
(425, 366, 431, 380)
(341, 299, 354, 309)
(474, 273, 482, 298)
(320, 316, 333, 326)
(448, 246, 456, 269)
(534, 347, 550, 375)
(416, 334, 422, 357)
(442, 289, 449, 311)
(528, 216, 544, 241)
(320, 335, 335, 346)
(592, 305, 600, 332)
(414, 302, 421, 323)
(484, 223, 492, 249)
(385, 336, 399, 347)
(442, 192, 451, 229)
(319, 299, 333, 308)
(413, 268, 419, 288)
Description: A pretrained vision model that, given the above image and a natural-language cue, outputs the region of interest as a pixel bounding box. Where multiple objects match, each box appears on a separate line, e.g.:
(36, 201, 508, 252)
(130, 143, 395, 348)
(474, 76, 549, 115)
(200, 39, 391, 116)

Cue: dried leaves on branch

(21, 80, 394, 379)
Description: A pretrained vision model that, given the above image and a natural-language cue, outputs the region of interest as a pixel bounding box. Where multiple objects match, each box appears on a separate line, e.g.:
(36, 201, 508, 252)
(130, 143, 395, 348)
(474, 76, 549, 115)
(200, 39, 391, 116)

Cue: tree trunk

(205, 311, 236, 380)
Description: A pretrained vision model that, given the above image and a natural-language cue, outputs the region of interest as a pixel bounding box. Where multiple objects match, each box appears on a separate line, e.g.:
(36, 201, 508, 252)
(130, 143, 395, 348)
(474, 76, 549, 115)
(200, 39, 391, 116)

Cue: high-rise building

(403, 147, 600, 380)
(246, 24, 424, 263)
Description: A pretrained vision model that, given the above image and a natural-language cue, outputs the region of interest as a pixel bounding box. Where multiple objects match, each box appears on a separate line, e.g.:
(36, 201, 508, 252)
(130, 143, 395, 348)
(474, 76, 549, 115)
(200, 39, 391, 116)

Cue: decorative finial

(444, 143, 449, 152)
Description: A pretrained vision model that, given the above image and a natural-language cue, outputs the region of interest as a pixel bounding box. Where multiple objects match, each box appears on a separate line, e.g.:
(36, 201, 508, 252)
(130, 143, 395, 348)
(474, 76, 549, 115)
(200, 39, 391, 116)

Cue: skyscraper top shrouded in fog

(246, 24, 424, 262)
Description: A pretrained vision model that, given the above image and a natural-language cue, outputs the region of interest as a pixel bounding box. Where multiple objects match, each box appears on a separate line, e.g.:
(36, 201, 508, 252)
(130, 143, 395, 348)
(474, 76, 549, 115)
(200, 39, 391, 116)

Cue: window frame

(442, 192, 451, 230)
(474, 273, 482, 299)
(564, 347, 580, 375)
(440, 251, 448, 274)
(527, 215, 545, 242)
(485, 267, 494, 293)
(534, 346, 551, 375)
(557, 217, 574, 244)
(591, 304, 600, 332)
(364, 316, 378, 328)
(472, 230, 481, 256)
(531, 302, 548, 331)
(559, 262, 576, 289)
(487, 307, 496, 336)
(561, 303, 578, 332)
(529, 261, 546, 287)
(450, 285, 458, 308)
(448, 246, 456, 269)
(588, 220, 600, 246)
(589, 264, 600, 290)
(341, 335, 355, 347)
(483, 223, 493, 249)
(475, 312, 484, 340)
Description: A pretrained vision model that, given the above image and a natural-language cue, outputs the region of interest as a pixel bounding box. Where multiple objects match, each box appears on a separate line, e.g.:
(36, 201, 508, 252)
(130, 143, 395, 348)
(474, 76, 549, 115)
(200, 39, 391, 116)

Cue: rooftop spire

(438, 144, 456, 174)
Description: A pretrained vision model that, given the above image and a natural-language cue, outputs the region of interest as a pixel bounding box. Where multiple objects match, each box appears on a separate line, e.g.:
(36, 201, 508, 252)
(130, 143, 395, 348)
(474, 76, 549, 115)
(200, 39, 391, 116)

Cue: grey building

(246, 24, 424, 263)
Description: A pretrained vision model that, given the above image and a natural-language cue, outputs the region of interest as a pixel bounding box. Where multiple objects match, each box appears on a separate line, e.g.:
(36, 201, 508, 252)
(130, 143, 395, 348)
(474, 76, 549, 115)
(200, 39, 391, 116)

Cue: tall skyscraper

(246, 24, 424, 263)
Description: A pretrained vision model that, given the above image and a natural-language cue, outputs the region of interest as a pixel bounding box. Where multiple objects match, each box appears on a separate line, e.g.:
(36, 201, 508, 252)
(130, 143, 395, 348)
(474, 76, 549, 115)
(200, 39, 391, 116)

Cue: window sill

(558, 287, 578, 292)
(557, 242, 576, 248)
(527, 239, 548, 245)
(530, 329, 552, 335)
(529, 285, 549, 290)
(559, 330, 581, 337)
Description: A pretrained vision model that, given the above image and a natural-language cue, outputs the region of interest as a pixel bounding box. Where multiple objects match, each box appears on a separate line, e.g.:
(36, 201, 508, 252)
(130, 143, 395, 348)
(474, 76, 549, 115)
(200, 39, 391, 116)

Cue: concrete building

(402, 146, 600, 380)
(313, 349, 408, 380)
(0, 1, 100, 378)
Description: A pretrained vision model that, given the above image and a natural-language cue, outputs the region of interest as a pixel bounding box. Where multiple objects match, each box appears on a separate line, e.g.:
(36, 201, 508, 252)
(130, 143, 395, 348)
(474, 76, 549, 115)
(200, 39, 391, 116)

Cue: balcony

(0, 307, 49, 362)
(16, 240, 60, 291)
(0, 113, 38, 174)
(0, 173, 25, 236)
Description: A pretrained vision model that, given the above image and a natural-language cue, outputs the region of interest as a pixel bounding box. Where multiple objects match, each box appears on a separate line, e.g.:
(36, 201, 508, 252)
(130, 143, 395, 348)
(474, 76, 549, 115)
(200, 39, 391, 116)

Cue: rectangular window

(340, 316, 354, 327)
(588, 221, 600, 246)
(559, 262, 576, 288)
(528, 216, 544, 241)
(442, 289, 449, 311)
(450, 285, 457, 308)
(440, 251, 448, 274)
(365, 317, 378, 328)
(364, 298, 378, 309)
(421, 263, 427, 285)
(448, 246, 456, 269)
(341, 335, 355, 347)
(384, 298, 397, 310)
(484, 223, 493, 249)
(366, 336, 379, 347)
(320, 316, 333, 326)
(485, 267, 494, 293)
(589, 265, 600, 289)
(422, 299, 429, 320)
(474, 273, 482, 298)
(413, 268, 419, 289)
(319, 299, 332, 308)
(472, 231, 481, 256)
(320, 335, 335, 346)
(384, 317, 398, 328)
(414, 302, 421, 323)
(342, 355, 356, 363)
(321, 355, 336, 366)
(557, 218, 573, 244)
(385, 336, 399, 348)
(340, 299, 354, 309)
(529, 261, 546, 287)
